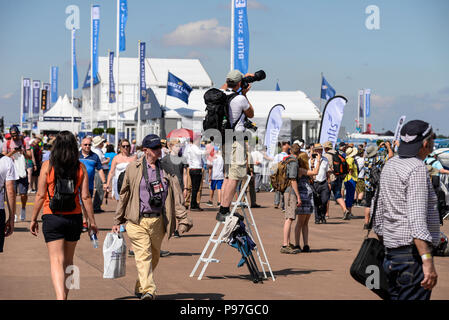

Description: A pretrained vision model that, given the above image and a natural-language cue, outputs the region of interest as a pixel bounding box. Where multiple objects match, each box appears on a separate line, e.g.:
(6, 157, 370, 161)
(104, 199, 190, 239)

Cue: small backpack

(368, 160, 383, 189)
(270, 156, 297, 193)
(202, 89, 240, 139)
(47, 171, 77, 213)
(332, 153, 349, 176)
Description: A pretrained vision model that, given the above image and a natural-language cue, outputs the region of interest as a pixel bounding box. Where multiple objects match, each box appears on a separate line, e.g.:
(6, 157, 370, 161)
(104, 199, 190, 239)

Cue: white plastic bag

(103, 232, 127, 279)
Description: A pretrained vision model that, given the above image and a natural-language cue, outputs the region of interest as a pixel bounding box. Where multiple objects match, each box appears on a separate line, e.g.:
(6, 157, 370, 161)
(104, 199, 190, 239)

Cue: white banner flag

(264, 104, 285, 157)
(319, 96, 347, 146)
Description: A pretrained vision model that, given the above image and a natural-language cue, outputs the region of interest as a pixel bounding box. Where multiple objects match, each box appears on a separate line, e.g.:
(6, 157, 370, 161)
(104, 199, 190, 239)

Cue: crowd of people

(0, 69, 447, 301)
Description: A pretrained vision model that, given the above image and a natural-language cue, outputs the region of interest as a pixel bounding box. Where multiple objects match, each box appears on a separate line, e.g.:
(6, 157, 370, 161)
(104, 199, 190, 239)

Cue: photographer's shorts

(15, 177, 29, 195)
(42, 213, 83, 243)
(225, 140, 247, 181)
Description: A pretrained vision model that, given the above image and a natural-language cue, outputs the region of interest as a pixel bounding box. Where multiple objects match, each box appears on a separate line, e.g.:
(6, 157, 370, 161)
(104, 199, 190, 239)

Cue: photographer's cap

(398, 120, 435, 158)
(142, 134, 162, 149)
(226, 70, 243, 83)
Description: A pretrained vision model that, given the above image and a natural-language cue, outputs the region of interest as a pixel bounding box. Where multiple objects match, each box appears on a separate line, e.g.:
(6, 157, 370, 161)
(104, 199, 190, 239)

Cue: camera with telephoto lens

(241, 70, 266, 89)
(243, 117, 258, 132)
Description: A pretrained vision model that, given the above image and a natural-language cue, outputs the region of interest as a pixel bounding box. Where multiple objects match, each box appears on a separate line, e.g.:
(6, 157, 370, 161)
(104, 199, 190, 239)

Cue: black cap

(142, 134, 162, 149)
(398, 120, 435, 158)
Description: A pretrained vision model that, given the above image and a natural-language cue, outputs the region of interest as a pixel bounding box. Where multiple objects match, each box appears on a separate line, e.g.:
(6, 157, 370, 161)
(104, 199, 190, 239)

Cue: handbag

(349, 187, 390, 300)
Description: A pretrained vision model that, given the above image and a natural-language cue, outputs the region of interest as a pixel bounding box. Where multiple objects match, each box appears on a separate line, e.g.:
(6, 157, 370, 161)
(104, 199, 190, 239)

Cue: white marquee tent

(38, 94, 81, 132)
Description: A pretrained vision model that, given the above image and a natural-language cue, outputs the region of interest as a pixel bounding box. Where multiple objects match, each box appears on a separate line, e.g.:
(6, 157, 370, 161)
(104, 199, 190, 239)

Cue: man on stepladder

(216, 70, 255, 222)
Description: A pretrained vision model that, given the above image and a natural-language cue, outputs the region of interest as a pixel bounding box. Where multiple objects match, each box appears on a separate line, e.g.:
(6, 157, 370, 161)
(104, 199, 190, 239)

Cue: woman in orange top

(30, 131, 98, 300)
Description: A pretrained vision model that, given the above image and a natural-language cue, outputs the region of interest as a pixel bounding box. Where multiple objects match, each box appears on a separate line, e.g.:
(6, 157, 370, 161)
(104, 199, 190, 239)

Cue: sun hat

(346, 147, 358, 158)
(366, 145, 378, 158)
(92, 136, 104, 148)
(313, 143, 323, 150)
(398, 120, 436, 158)
(323, 141, 333, 150)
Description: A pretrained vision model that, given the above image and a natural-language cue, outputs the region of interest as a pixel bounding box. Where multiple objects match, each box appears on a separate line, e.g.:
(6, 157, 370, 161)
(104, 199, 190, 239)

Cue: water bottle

(90, 231, 99, 248)
(120, 225, 126, 233)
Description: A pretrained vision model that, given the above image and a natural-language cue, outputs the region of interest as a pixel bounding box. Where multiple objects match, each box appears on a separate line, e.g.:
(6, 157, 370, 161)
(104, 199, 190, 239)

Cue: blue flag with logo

(51, 66, 58, 103)
(72, 29, 79, 90)
(109, 51, 116, 103)
(321, 76, 336, 100)
(32, 80, 40, 116)
(167, 72, 192, 104)
(92, 5, 100, 81)
(365, 89, 371, 117)
(22, 78, 31, 115)
(139, 42, 146, 102)
(233, 0, 249, 74)
(119, 0, 128, 52)
(82, 63, 100, 89)
(276, 82, 280, 91)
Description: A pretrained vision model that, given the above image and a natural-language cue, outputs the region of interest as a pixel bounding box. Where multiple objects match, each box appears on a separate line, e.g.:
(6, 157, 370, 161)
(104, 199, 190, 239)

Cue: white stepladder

(190, 175, 275, 281)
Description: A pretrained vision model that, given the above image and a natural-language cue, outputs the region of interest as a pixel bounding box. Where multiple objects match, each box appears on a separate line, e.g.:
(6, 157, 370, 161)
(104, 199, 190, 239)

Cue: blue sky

(1, 0, 448, 134)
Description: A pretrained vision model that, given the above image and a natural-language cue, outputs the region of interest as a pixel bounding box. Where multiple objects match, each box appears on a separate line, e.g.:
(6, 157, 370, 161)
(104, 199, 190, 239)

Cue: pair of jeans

(189, 169, 203, 208)
(383, 246, 432, 300)
(274, 191, 284, 209)
(93, 171, 104, 211)
(344, 179, 356, 209)
(314, 180, 330, 222)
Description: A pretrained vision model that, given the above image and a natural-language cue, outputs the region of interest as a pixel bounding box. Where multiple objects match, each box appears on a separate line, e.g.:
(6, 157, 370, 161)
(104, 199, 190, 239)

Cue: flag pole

(230, 0, 234, 71)
(90, 5, 94, 134)
(320, 72, 323, 113)
(20, 76, 23, 131)
(357, 89, 360, 132)
(363, 89, 367, 133)
(137, 40, 141, 144)
(71, 28, 75, 129)
(115, 0, 120, 151)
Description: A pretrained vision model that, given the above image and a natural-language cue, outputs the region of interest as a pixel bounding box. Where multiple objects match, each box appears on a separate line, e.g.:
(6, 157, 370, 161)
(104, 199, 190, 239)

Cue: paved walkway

(1, 189, 449, 300)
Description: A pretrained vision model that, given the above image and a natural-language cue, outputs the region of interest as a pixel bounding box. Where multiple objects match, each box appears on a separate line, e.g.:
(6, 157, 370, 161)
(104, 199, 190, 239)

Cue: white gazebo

(38, 94, 81, 133)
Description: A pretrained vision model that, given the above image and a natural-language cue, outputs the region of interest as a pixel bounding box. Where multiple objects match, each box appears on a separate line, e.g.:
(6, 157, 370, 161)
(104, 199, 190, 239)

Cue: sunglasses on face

(83, 144, 92, 146)
(121, 145, 130, 148)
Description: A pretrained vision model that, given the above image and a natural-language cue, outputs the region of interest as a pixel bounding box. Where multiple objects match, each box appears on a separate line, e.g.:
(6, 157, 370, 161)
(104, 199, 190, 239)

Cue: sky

(1, 0, 448, 134)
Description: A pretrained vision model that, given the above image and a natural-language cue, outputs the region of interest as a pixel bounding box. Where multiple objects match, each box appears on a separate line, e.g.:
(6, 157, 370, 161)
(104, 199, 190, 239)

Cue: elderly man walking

(112, 134, 187, 300)
(373, 120, 440, 300)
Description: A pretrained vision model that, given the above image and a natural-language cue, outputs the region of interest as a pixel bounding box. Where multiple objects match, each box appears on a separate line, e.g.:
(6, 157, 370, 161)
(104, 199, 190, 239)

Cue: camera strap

(142, 156, 163, 195)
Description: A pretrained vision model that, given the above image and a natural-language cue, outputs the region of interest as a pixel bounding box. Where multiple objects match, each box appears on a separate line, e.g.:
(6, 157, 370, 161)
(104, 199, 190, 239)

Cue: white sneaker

(20, 208, 26, 221)
(14, 215, 18, 223)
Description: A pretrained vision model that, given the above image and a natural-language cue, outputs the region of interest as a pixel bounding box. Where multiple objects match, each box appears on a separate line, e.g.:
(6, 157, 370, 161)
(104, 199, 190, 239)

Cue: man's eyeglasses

(83, 144, 92, 146)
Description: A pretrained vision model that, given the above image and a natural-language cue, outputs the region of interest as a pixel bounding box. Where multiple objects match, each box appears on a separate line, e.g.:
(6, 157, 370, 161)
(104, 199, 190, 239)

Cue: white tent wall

(38, 94, 81, 133)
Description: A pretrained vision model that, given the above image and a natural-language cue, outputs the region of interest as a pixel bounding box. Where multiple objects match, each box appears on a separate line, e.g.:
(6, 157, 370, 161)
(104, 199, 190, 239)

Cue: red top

(43, 165, 84, 215)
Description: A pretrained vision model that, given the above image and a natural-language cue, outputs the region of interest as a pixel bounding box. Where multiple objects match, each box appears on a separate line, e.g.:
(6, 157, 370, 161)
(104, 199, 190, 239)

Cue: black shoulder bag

(349, 187, 390, 300)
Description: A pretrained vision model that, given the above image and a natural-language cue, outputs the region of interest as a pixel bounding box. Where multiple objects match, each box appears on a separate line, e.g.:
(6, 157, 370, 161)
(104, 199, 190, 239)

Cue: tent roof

(154, 89, 321, 121)
(97, 57, 213, 88)
(44, 95, 81, 117)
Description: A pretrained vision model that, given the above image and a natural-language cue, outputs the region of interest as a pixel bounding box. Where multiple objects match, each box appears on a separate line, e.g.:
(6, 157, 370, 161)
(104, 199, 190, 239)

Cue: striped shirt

(372, 156, 440, 249)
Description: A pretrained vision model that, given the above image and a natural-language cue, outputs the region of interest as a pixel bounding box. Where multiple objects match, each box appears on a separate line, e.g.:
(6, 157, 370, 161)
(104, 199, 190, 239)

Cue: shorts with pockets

(15, 177, 29, 195)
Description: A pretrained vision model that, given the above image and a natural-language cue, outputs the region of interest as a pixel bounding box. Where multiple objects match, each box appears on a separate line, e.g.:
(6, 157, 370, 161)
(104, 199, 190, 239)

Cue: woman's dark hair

(106, 144, 115, 153)
(49, 131, 80, 184)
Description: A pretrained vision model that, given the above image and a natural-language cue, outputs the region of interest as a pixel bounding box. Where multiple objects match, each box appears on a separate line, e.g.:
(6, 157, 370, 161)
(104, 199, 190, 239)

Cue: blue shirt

(104, 152, 117, 169)
(79, 151, 102, 191)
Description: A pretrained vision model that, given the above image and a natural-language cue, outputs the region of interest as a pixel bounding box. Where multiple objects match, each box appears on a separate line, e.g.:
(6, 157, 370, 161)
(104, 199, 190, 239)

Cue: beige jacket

(113, 157, 193, 239)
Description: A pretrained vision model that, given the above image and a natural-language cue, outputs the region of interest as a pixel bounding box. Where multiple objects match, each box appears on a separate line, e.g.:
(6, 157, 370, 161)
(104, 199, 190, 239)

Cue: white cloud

(162, 19, 230, 48)
(1, 92, 14, 99)
(247, 0, 269, 10)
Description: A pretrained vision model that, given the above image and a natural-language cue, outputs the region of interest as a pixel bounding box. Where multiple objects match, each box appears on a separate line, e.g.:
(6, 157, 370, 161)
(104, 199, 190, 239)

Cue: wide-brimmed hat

(323, 141, 333, 150)
(366, 145, 378, 158)
(313, 143, 323, 150)
(346, 147, 358, 158)
(92, 136, 104, 148)
(398, 120, 436, 158)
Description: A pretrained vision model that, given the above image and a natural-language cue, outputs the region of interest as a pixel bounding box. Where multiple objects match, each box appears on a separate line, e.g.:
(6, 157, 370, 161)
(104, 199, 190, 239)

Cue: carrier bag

(103, 232, 127, 279)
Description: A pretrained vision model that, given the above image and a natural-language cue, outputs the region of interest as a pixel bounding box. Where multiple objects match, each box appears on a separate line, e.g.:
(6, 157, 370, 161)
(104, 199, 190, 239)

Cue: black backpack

(202, 89, 240, 137)
(47, 177, 77, 213)
(332, 152, 349, 177)
(368, 161, 382, 188)
(117, 171, 125, 195)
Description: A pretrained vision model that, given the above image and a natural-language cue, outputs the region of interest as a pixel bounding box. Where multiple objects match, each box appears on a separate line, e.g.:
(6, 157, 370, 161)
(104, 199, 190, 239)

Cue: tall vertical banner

(233, 0, 249, 74)
(22, 78, 31, 120)
(358, 89, 364, 117)
(139, 42, 146, 102)
(32, 80, 41, 117)
(264, 104, 285, 157)
(51, 66, 58, 103)
(119, 0, 128, 52)
(394, 115, 406, 142)
(42, 83, 51, 112)
(109, 51, 116, 103)
(365, 89, 371, 117)
(92, 5, 100, 81)
(319, 96, 348, 146)
(72, 29, 79, 90)
(41, 89, 48, 111)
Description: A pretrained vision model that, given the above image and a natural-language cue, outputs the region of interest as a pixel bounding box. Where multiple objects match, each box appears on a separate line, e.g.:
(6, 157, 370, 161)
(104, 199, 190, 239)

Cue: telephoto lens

(241, 70, 266, 89)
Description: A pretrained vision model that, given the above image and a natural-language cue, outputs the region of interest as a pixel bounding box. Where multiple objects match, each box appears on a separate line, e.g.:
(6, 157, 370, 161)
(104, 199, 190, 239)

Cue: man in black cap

(372, 120, 440, 300)
(111, 134, 191, 300)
